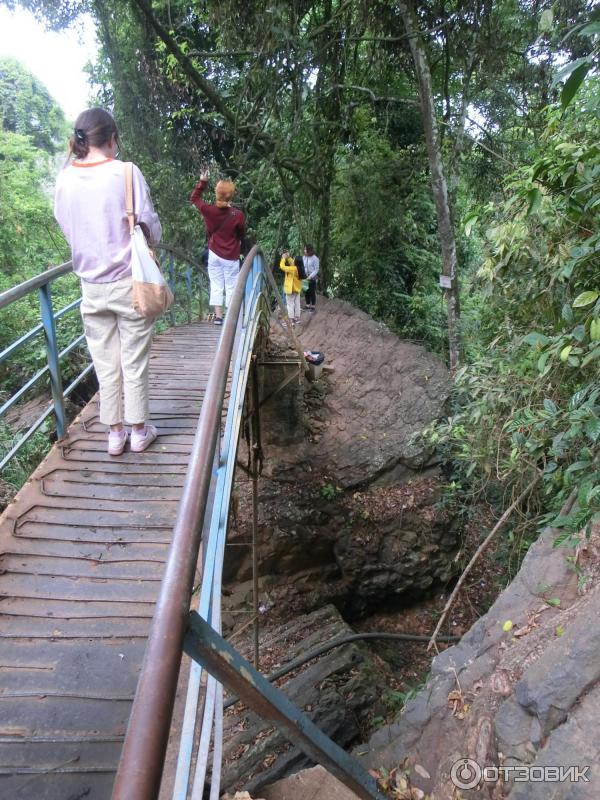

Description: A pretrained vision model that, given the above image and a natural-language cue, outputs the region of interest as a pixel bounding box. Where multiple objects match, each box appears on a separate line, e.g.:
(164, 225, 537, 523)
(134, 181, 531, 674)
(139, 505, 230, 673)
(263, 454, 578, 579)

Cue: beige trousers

(286, 292, 300, 321)
(80, 277, 154, 426)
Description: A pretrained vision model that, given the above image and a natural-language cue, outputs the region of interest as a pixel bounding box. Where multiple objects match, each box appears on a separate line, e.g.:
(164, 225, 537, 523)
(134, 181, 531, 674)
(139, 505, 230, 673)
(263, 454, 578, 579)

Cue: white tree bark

(397, 0, 460, 368)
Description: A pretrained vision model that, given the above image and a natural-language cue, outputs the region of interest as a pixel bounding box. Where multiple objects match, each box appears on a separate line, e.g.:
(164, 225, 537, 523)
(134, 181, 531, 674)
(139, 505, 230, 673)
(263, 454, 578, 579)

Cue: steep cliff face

(356, 519, 600, 799)
(225, 297, 454, 619)
(268, 296, 450, 488)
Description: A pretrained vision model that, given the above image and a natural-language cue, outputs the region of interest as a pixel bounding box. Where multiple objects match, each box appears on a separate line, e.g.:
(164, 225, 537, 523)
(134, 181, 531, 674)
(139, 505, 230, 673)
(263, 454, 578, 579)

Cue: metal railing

(112, 248, 384, 800)
(112, 246, 270, 799)
(1, 245, 382, 799)
(172, 249, 271, 800)
(0, 248, 209, 473)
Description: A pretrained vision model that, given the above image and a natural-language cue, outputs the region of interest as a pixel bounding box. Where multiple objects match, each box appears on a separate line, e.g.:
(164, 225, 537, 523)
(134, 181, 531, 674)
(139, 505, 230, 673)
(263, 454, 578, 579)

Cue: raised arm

(190, 169, 211, 213)
(279, 256, 296, 274)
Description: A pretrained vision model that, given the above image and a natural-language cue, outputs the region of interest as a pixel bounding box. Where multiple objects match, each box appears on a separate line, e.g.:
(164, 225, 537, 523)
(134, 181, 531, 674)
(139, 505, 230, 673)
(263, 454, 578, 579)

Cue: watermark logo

(451, 759, 481, 790)
(450, 759, 590, 789)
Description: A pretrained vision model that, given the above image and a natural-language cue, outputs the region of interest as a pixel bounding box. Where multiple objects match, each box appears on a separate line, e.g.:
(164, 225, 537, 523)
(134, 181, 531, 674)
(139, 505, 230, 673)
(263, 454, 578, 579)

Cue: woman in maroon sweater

(190, 170, 246, 324)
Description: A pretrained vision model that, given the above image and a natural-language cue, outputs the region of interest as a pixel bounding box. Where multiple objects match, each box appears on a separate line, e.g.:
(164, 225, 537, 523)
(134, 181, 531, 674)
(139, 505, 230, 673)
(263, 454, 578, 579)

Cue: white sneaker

(107, 429, 128, 456)
(130, 424, 158, 453)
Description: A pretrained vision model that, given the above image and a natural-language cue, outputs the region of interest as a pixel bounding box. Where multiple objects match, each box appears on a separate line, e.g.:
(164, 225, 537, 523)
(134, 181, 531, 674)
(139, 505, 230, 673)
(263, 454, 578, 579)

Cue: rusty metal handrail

(174, 259, 271, 799)
(112, 245, 262, 800)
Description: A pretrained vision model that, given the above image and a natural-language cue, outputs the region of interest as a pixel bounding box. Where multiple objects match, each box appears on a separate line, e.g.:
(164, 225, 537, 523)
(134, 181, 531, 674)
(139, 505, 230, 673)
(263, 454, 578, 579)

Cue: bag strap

(124, 162, 135, 235)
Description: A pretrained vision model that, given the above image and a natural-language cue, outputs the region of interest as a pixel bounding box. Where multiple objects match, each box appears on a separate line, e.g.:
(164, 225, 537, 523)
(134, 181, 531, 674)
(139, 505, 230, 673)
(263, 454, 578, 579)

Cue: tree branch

(427, 472, 542, 652)
(325, 83, 420, 105)
(128, 0, 319, 192)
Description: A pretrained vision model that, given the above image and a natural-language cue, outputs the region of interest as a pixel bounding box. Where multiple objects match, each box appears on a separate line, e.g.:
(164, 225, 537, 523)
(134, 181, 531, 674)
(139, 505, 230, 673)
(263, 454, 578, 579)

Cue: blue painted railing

(0, 246, 209, 472)
(172, 250, 272, 800)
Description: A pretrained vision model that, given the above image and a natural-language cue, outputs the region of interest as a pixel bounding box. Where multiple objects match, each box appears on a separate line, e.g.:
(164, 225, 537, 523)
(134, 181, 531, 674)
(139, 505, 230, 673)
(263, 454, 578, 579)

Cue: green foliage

(330, 126, 446, 350)
(0, 419, 53, 492)
(320, 482, 341, 500)
(0, 60, 76, 399)
(0, 59, 85, 471)
(0, 56, 69, 153)
(0, 129, 69, 276)
(425, 78, 600, 544)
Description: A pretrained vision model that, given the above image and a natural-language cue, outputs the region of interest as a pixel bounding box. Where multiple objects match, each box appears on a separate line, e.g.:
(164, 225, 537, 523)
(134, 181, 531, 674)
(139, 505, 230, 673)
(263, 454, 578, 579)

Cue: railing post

(185, 266, 193, 323)
(38, 283, 66, 438)
(168, 253, 176, 326)
(198, 272, 205, 320)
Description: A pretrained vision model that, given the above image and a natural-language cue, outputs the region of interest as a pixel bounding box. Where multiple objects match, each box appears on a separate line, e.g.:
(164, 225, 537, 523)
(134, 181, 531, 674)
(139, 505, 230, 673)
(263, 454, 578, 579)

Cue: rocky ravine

(218, 297, 454, 795)
(226, 296, 454, 620)
(357, 518, 600, 799)
(220, 298, 600, 799)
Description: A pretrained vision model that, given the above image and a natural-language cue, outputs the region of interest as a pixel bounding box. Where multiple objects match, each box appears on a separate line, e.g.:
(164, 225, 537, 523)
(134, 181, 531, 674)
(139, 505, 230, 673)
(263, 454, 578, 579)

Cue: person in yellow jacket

(279, 250, 302, 326)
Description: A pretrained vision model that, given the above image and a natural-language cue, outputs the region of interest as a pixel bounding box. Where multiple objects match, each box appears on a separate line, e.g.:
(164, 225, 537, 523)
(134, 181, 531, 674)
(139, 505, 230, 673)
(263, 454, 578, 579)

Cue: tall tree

(0, 55, 68, 153)
(397, 1, 460, 367)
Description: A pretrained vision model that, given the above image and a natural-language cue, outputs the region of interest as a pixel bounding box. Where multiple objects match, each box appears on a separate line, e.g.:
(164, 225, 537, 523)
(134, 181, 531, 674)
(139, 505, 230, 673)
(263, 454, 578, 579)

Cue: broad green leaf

(538, 351, 550, 373)
(544, 398, 558, 414)
(590, 319, 600, 341)
(573, 325, 586, 342)
(569, 388, 587, 409)
(580, 22, 600, 36)
(565, 460, 592, 475)
(561, 261, 576, 280)
(561, 63, 591, 109)
(551, 57, 590, 88)
(573, 291, 599, 308)
(539, 9, 553, 32)
(525, 187, 542, 216)
(463, 212, 478, 237)
(523, 332, 549, 346)
(584, 418, 600, 442)
(560, 345, 573, 361)
(561, 303, 574, 324)
(584, 193, 600, 212)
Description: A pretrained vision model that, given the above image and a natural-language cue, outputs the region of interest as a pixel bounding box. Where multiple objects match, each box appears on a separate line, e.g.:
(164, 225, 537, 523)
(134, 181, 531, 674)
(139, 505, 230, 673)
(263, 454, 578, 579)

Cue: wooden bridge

(0, 249, 385, 800)
(0, 322, 219, 799)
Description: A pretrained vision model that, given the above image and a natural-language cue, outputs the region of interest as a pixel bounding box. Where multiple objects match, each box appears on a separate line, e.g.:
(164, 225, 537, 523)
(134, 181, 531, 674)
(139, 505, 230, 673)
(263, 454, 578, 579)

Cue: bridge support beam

(183, 611, 386, 800)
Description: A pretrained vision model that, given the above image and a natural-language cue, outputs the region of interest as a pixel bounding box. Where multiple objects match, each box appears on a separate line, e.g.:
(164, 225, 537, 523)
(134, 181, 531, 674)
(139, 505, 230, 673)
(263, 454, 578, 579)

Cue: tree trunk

(397, 0, 460, 368)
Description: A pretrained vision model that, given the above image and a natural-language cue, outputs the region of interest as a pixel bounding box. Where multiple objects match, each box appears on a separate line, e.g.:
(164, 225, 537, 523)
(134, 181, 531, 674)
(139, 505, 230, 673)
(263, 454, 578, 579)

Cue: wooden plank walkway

(0, 321, 221, 800)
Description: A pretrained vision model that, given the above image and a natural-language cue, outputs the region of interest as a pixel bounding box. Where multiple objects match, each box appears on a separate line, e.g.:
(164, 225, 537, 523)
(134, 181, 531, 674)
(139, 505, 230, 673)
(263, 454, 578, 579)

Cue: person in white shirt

(302, 244, 319, 311)
(54, 108, 162, 456)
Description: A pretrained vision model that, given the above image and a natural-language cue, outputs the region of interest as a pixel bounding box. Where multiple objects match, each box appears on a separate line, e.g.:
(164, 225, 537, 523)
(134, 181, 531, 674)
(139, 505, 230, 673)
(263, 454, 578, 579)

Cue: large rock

(227, 299, 453, 617)
(355, 520, 600, 798)
(219, 605, 388, 797)
(226, 476, 459, 618)
(261, 765, 361, 800)
(266, 296, 450, 489)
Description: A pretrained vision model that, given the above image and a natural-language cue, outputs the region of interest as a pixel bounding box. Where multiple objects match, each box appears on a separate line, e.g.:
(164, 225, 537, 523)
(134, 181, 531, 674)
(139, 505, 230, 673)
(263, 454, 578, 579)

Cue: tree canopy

(1, 0, 600, 539)
(0, 55, 68, 153)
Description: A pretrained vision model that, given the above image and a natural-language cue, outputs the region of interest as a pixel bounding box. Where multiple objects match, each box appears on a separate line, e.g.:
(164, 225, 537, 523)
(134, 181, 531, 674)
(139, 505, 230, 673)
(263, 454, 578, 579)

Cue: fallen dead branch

(428, 473, 542, 651)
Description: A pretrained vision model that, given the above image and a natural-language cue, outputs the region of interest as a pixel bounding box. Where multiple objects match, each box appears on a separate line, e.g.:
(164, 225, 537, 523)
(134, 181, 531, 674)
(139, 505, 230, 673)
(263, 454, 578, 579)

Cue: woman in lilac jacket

(54, 108, 162, 456)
